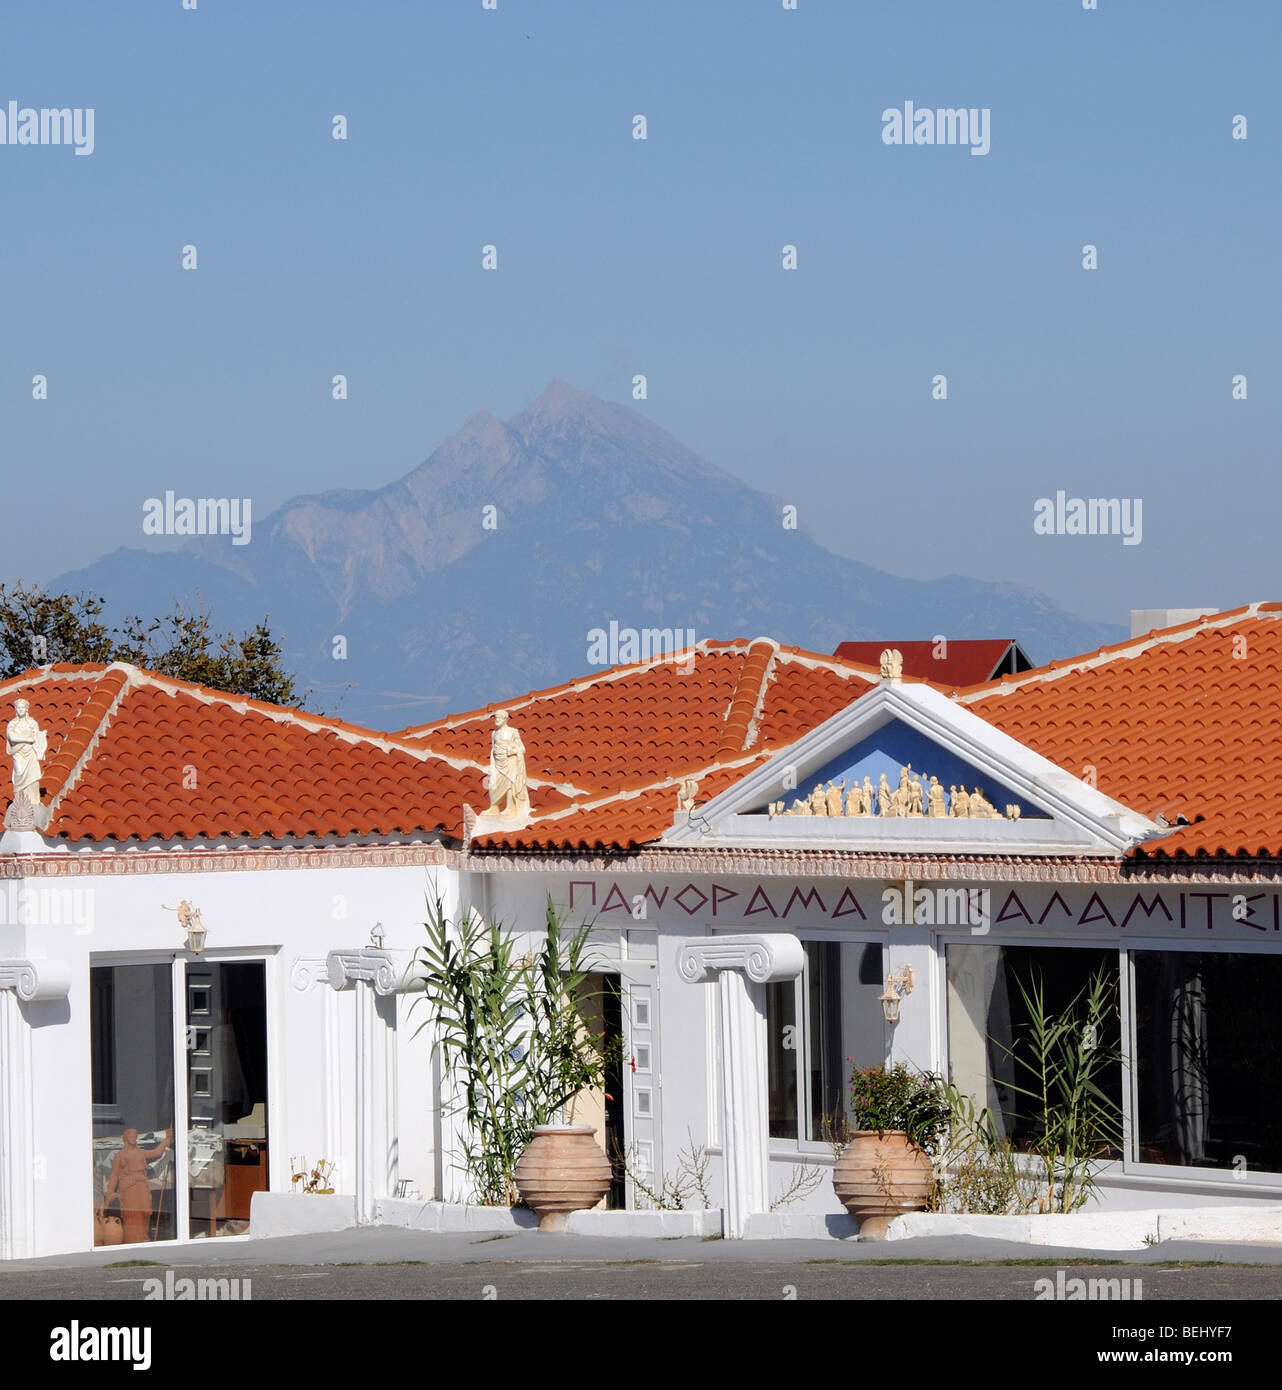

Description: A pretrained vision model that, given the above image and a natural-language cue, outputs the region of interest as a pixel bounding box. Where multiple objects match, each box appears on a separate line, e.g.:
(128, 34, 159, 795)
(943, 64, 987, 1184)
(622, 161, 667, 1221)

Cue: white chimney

(1130, 608, 1217, 638)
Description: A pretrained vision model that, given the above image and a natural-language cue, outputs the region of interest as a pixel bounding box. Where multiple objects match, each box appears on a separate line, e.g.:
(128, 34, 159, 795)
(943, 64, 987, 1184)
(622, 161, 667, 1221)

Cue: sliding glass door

(91, 964, 177, 1245)
(90, 957, 270, 1246)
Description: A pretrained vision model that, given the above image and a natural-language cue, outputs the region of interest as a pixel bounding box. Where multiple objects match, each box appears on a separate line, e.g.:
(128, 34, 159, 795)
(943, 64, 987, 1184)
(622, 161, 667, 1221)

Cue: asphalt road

(4, 1256, 1281, 1300)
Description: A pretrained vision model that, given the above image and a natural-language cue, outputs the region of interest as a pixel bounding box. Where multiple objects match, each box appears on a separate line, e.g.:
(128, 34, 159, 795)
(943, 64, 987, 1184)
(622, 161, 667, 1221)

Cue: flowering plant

(847, 1063, 953, 1152)
(290, 1155, 336, 1194)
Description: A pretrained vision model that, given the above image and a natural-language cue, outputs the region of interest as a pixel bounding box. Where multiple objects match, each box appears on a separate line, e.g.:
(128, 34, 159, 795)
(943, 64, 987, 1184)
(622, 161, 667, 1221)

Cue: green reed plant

(998, 966, 1123, 1212)
(935, 966, 1122, 1214)
(413, 891, 620, 1207)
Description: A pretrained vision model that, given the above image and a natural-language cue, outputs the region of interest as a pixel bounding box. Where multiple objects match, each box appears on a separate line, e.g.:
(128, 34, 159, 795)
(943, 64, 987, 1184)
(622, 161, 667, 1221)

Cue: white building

(3, 605, 1281, 1257)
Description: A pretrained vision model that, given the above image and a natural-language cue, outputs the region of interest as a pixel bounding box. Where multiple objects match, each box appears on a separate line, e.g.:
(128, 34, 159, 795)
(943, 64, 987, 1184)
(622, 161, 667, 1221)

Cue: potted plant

(416, 892, 621, 1230)
(832, 1063, 952, 1239)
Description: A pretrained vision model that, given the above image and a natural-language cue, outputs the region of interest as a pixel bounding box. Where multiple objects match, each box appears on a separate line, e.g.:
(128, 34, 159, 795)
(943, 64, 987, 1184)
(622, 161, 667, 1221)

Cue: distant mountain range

(55, 380, 1125, 730)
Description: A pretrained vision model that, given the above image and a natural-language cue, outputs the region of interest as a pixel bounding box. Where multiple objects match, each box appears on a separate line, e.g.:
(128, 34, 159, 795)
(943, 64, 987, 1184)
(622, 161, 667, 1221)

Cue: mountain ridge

(54, 381, 1126, 728)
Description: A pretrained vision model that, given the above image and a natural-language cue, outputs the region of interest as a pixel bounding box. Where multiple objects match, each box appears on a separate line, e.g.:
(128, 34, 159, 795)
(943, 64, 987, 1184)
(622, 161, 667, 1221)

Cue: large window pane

(946, 944, 1120, 1149)
(766, 940, 885, 1143)
(805, 941, 843, 1140)
(1134, 952, 1282, 1174)
(766, 979, 798, 1139)
(90, 964, 176, 1246)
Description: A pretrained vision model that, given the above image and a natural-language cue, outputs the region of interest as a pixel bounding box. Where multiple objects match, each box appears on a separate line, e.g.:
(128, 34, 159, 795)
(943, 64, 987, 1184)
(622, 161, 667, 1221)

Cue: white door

(619, 951, 661, 1210)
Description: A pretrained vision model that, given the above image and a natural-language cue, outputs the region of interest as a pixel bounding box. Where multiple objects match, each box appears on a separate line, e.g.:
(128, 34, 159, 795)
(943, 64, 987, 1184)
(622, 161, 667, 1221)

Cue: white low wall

(743, 1212, 859, 1240)
(249, 1195, 718, 1238)
(565, 1209, 721, 1238)
(251, 1193, 1282, 1246)
(249, 1192, 358, 1238)
(888, 1205, 1282, 1249)
(375, 1199, 539, 1233)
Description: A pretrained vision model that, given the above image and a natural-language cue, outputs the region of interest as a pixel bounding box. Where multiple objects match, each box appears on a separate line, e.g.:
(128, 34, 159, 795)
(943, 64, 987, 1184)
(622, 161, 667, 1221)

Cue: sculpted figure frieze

(764, 762, 1023, 823)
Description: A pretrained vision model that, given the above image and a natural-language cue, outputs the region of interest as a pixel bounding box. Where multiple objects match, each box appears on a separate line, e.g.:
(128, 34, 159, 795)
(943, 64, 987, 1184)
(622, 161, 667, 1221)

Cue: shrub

(847, 1063, 953, 1152)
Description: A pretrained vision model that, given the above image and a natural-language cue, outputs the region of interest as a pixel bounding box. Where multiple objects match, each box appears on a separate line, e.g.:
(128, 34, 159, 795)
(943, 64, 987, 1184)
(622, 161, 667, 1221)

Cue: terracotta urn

(832, 1130, 934, 1239)
(95, 1209, 124, 1246)
(514, 1125, 612, 1232)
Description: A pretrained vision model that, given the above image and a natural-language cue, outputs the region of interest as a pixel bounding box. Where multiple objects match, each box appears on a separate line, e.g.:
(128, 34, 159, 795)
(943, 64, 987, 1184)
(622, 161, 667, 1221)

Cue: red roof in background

(7, 606, 1282, 862)
(832, 639, 1023, 687)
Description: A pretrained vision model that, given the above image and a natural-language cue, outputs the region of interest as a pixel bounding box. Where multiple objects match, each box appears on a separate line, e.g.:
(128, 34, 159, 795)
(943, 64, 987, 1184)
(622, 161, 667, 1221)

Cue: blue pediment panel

(662, 676, 1161, 854)
(749, 719, 1046, 820)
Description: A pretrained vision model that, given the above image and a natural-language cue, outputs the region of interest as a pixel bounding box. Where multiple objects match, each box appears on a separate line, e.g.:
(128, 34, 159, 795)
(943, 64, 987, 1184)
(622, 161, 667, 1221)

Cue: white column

(0, 959, 71, 1260)
(677, 935, 804, 1239)
(327, 948, 421, 1224)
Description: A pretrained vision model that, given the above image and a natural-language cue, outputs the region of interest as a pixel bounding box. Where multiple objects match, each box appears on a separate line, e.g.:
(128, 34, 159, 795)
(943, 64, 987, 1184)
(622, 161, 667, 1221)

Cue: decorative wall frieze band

(0, 839, 1269, 886)
(462, 849, 1280, 886)
(0, 957, 72, 1002)
(0, 844, 453, 878)
(677, 934, 805, 985)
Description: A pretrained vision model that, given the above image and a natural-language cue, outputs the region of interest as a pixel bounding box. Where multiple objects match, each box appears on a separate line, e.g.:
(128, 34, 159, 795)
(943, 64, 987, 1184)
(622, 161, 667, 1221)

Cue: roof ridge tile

(715, 639, 778, 756)
(43, 668, 134, 818)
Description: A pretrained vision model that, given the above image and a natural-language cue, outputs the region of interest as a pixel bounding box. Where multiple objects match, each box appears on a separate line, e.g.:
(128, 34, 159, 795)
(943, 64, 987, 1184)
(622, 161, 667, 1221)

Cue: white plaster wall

(7, 855, 460, 1256)
(511, 871, 1282, 1221)
(653, 925, 717, 1203)
(14, 858, 1282, 1254)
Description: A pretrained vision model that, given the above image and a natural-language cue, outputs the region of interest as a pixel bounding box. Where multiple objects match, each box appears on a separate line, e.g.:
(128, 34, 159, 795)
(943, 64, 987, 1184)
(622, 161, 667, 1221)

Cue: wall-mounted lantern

(166, 899, 207, 955)
(879, 964, 915, 1023)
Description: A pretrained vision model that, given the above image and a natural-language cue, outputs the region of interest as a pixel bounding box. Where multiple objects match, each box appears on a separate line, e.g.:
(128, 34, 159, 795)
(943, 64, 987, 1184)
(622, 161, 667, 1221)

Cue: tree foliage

(0, 582, 303, 707)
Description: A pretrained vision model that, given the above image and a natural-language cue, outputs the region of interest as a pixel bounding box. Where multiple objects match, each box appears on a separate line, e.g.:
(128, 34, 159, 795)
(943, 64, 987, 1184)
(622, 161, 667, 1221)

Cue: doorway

(90, 956, 270, 1247)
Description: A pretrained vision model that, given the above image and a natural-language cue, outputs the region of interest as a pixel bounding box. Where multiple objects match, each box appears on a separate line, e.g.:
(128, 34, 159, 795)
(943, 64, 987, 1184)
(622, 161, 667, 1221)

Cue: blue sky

(2, 0, 1278, 624)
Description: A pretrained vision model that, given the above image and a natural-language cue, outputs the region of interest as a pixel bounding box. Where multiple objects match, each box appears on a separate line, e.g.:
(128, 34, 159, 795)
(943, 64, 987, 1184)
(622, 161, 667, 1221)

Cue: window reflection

(765, 940, 885, 1143)
(90, 964, 176, 1246)
(1134, 952, 1282, 1173)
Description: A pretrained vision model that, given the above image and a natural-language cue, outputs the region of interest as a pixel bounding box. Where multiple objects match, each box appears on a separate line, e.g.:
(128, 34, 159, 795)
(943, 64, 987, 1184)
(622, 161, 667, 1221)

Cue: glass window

(946, 943, 1121, 1149)
(90, 964, 176, 1246)
(766, 940, 885, 1144)
(806, 941, 849, 1141)
(766, 978, 798, 1139)
(90, 958, 270, 1247)
(1133, 951, 1282, 1174)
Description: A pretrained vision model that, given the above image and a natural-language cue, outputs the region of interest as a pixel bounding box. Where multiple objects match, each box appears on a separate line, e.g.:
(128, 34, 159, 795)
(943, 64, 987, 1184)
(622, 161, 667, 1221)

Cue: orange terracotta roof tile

(0, 664, 572, 845)
(960, 603, 1282, 859)
(400, 640, 879, 798)
(473, 756, 772, 852)
(8, 608, 1281, 862)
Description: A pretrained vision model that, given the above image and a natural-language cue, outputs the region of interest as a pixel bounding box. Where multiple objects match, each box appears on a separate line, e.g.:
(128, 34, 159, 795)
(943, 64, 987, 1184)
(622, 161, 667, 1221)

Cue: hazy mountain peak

(511, 377, 632, 438)
(524, 376, 589, 415)
(53, 383, 1126, 728)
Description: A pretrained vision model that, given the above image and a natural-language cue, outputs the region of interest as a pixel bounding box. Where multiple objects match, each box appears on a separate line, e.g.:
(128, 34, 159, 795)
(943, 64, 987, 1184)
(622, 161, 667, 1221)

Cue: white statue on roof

(7, 698, 47, 809)
(485, 710, 530, 820)
(879, 649, 903, 683)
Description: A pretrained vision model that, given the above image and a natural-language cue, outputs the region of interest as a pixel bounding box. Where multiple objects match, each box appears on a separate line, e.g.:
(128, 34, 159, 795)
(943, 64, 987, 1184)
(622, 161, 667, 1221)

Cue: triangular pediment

(663, 679, 1160, 855)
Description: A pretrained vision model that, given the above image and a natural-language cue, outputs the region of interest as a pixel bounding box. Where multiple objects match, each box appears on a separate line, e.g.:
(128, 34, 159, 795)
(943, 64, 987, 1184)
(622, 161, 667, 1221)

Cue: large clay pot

(514, 1125, 612, 1232)
(832, 1130, 934, 1239)
(95, 1208, 124, 1246)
